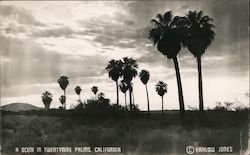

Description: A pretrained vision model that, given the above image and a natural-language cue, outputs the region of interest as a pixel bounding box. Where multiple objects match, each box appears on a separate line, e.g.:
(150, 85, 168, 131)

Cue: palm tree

(57, 76, 69, 109)
(59, 95, 66, 109)
(75, 86, 82, 103)
(155, 81, 168, 117)
(149, 11, 185, 114)
(185, 10, 215, 111)
(42, 91, 53, 111)
(98, 92, 105, 101)
(91, 86, 98, 99)
(119, 80, 129, 108)
(139, 70, 150, 114)
(105, 59, 123, 105)
(121, 57, 138, 110)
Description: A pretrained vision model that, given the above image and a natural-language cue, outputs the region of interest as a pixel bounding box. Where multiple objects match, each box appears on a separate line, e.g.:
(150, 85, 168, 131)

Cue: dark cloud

(0, 5, 45, 26)
(78, 14, 149, 49)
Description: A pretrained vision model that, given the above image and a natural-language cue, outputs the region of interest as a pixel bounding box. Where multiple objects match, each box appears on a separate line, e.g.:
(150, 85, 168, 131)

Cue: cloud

(31, 26, 75, 38)
(0, 35, 108, 90)
(0, 4, 45, 26)
(77, 13, 149, 49)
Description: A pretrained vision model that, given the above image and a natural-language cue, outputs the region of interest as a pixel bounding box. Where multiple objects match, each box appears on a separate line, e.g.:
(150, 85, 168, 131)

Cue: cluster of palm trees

(41, 76, 108, 110)
(105, 57, 170, 114)
(149, 10, 215, 114)
(105, 57, 138, 110)
(41, 10, 215, 114)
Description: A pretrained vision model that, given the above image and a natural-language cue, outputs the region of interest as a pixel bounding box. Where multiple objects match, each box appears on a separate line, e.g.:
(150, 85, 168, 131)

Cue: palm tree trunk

(124, 92, 127, 109)
(64, 89, 66, 109)
(173, 56, 185, 113)
(132, 90, 135, 106)
(161, 96, 164, 118)
(197, 56, 204, 111)
(146, 84, 150, 115)
(45, 103, 49, 111)
(129, 87, 132, 111)
(116, 80, 119, 105)
(79, 94, 81, 103)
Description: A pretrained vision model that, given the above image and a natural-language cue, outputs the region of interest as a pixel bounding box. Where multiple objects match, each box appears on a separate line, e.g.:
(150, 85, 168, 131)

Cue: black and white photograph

(0, 0, 249, 154)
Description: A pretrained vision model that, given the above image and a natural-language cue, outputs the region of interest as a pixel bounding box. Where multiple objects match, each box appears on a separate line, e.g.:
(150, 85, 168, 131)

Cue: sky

(0, 0, 249, 110)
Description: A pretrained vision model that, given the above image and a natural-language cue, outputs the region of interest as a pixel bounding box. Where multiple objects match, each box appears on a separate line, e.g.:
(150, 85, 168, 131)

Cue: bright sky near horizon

(0, 0, 249, 110)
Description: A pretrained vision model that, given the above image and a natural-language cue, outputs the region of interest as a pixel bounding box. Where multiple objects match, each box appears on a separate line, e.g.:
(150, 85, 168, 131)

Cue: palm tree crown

(59, 95, 66, 105)
(139, 70, 150, 85)
(155, 81, 168, 97)
(105, 59, 123, 81)
(42, 91, 53, 110)
(75, 86, 82, 95)
(119, 80, 129, 93)
(91, 86, 98, 95)
(122, 57, 138, 83)
(185, 10, 215, 57)
(57, 76, 69, 90)
(149, 11, 185, 58)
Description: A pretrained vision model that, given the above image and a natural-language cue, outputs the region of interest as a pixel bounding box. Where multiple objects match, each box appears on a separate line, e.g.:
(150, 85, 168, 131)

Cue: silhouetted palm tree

(91, 86, 98, 98)
(149, 11, 185, 114)
(139, 70, 150, 114)
(57, 76, 69, 109)
(59, 95, 66, 109)
(98, 92, 105, 101)
(119, 80, 129, 108)
(121, 57, 138, 110)
(75, 86, 82, 103)
(155, 81, 168, 117)
(185, 10, 215, 111)
(105, 59, 123, 105)
(42, 91, 53, 111)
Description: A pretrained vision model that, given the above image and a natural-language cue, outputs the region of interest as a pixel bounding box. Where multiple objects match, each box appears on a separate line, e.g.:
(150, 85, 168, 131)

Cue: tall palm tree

(155, 81, 168, 117)
(57, 76, 69, 109)
(185, 10, 215, 111)
(75, 86, 82, 103)
(59, 95, 66, 109)
(119, 80, 129, 108)
(91, 86, 98, 99)
(105, 59, 123, 105)
(149, 11, 185, 114)
(121, 57, 138, 110)
(42, 91, 53, 111)
(139, 70, 150, 114)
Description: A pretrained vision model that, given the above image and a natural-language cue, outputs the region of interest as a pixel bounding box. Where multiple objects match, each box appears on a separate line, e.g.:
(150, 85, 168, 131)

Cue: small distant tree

(119, 80, 129, 108)
(155, 81, 168, 118)
(91, 86, 98, 98)
(57, 76, 69, 109)
(139, 69, 150, 115)
(105, 59, 123, 105)
(98, 92, 105, 101)
(42, 91, 53, 111)
(59, 95, 66, 109)
(75, 86, 82, 102)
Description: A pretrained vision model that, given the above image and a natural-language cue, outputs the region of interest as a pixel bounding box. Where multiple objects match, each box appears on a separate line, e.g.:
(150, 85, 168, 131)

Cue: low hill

(1, 103, 41, 112)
